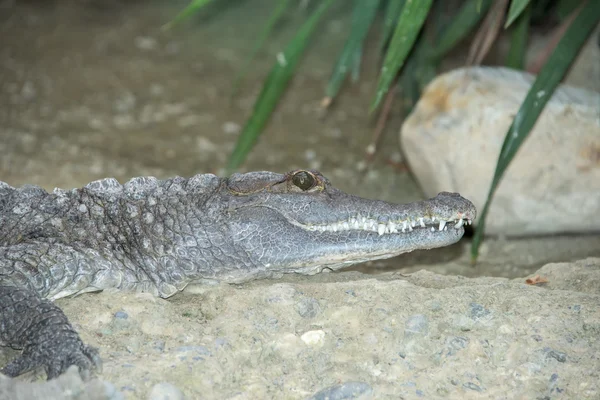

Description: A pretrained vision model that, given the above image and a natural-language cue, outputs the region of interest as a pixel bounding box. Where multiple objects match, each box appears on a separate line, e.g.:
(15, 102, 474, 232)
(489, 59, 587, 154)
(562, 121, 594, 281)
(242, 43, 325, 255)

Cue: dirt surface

(1, 1, 599, 399)
(3, 258, 600, 399)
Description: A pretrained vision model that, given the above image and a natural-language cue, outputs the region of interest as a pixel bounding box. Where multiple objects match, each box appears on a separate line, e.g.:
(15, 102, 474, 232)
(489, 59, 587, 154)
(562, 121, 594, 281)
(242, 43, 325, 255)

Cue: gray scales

(0, 170, 476, 380)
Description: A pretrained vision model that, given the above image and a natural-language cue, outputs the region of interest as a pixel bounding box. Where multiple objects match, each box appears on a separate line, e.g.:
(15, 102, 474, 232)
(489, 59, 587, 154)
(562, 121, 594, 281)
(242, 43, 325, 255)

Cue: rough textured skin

(0, 170, 476, 380)
(0, 286, 101, 379)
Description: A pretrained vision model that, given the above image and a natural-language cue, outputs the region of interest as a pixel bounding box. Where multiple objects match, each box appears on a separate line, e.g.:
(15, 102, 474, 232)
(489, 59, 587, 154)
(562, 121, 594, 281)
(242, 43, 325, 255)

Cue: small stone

(113, 92, 136, 113)
(304, 149, 317, 161)
(404, 314, 429, 338)
(134, 36, 157, 51)
(469, 303, 490, 320)
(148, 382, 185, 400)
(196, 137, 218, 153)
(153, 340, 166, 352)
(176, 345, 211, 357)
(20, 81, 37, 101)
(222, 121, 240, 135)
(295, 297, 321, 318)
(445, 336, 469, 356)
(463, 382, 483, 392)
(113, 114, 136, 129)
(114, 311, 128, 319)
(545, 348, 567, 363)
(308, 381, 372, 400)
(149, 84, 164, 96)
(531, 334, 543, 342)
(301, 330, 325, 346)
(177, 115, 202, 128)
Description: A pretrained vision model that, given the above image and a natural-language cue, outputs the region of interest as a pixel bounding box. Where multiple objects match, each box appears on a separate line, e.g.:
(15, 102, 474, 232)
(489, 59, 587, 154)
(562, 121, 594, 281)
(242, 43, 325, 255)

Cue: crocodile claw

(2, 338, 102, 381)
(0, 285, 102, 381)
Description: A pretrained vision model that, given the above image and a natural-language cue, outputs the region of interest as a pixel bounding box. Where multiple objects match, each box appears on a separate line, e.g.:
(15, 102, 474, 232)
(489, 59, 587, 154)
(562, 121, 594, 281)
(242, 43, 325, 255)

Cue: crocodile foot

(0, 285, 102, 380)
(2, 337, 102, 381)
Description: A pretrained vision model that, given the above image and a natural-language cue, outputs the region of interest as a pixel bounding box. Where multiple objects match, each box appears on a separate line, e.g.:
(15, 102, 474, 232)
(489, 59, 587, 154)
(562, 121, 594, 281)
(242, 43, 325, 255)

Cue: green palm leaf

(371, 0, 433, 112)
(226, 0, 337, 173)
(429, 0, 493, 61)
(505, 0, 533, 28)
(163, 0, 214, 30)
(324, 0, 380, 105)
(506, 2, 531, 69)
(231, 0, 292, 97)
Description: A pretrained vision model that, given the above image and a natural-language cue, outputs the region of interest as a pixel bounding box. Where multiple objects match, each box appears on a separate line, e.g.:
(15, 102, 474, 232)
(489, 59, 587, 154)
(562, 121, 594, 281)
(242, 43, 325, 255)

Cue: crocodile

(0, 169, 476, 381)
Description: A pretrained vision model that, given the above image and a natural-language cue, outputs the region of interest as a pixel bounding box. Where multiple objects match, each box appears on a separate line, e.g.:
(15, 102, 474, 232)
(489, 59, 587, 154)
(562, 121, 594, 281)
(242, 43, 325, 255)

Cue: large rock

(2, 258, 599, 399)
(400, 66, 600, 236)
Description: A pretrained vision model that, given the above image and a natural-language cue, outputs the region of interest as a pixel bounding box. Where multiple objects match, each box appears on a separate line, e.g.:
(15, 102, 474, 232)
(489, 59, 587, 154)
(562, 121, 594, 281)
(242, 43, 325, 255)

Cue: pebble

(544, 348, 567, 363)
(177, 115, 202, 128)
(469, 303, 491, 320)
(222, 121, 240, 135)
(113, 114, 136, 129)
(114, 311, 128, 319)
(175, 345, 211, 357)
(308, 381, 373, 400)
(113, 92, 136, 113)
(304, 149, 317, 161)
(301, 330, 325, 346)
(149, 84, 165, 96)
(134, 36, 157, 51)
(463, 382, 483, 392)
(20, 81, 37, 101)
(404, 314, 429, 338)
(294, 297, 321, 318)
(152, 340, 166, 352)
(445, 336, 469, 356)
(148, 382, 185, 400)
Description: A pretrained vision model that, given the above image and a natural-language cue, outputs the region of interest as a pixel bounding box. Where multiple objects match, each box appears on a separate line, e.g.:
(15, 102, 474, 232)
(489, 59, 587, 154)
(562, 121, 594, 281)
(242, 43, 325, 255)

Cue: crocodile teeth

(387, 222, 397, 233)
(307, 215, 471, 235)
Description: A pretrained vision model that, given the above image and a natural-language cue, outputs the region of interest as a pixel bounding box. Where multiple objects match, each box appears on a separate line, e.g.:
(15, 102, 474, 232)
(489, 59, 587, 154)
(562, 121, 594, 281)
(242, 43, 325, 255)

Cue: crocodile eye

(292, 171, 315, 191)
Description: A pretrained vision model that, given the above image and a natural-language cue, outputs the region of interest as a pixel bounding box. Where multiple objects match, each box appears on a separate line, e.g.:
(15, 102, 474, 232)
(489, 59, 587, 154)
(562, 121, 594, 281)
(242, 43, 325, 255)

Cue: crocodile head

(215, 170, 476, 281)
